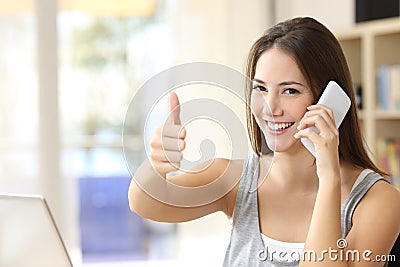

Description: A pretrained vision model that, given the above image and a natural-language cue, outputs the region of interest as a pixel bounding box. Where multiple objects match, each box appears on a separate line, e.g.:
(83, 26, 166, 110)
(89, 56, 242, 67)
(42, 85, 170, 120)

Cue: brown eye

(253, 85, 267, 92)
(283, 88, 299, 95)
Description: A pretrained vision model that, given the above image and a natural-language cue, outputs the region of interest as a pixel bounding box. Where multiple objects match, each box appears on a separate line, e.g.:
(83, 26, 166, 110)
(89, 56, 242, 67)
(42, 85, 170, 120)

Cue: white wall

(172, 0, 273, 69)
(275, 0, 354, 30)
(169, 0, 274, 265)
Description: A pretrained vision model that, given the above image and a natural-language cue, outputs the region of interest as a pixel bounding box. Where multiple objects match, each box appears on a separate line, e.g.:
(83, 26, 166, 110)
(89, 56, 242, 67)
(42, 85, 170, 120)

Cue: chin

(265, 139, 299, 153)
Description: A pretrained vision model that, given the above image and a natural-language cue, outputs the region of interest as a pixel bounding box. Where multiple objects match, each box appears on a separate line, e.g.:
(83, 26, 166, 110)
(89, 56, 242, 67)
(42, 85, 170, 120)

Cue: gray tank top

(223, 154, 388, 266)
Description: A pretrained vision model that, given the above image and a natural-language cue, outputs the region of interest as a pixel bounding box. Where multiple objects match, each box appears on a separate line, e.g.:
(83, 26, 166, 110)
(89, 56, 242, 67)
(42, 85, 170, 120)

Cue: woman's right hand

(130, 91, 241, 222)
(149, 92, 186, 178)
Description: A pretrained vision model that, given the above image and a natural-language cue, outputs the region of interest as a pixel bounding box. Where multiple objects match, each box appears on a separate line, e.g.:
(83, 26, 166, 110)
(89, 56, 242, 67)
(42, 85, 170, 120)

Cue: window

(0, 0, 177, 265)
(58, 0, 176, 263)
(0, 1, 37, 193)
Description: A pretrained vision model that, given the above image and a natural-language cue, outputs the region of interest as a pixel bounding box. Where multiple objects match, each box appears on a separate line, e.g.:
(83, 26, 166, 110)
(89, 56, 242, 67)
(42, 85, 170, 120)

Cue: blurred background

(0, 0, 383, 266)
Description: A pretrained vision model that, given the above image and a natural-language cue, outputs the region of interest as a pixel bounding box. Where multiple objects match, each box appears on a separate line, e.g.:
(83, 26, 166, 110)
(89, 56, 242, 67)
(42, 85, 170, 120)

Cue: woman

(129, 17, 400, 266)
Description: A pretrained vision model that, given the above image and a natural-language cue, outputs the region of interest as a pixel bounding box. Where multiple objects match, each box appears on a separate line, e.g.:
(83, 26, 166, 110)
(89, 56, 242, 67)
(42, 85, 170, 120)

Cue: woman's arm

(128, 92, 241, 222)
(295, 104, 344, 266)
(295, 104, 400, 266)
(128, 157, 241, 223)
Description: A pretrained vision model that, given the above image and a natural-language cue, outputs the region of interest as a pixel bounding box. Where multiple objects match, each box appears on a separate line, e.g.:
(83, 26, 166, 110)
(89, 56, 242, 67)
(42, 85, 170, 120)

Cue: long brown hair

(245, 17, 385, 175)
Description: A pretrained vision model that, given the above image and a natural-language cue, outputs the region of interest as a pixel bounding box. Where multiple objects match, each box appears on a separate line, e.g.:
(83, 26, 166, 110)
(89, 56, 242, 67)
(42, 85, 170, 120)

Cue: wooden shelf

(375, 110, 400, 120)
(357, 110, 364, 120)
(336, 18, 400, 185)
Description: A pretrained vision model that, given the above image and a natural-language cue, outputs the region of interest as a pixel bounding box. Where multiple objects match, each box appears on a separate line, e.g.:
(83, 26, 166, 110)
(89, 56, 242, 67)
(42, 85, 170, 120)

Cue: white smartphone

(300, 81, 351, 157)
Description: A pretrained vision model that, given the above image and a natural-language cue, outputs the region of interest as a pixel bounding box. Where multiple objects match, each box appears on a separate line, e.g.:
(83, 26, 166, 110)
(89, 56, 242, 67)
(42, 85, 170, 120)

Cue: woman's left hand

(294, 104, 340, 180)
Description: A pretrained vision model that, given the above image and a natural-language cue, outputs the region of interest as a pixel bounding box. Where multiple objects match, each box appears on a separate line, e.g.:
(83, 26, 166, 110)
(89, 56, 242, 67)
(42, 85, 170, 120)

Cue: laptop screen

(0, 194, 73, 267)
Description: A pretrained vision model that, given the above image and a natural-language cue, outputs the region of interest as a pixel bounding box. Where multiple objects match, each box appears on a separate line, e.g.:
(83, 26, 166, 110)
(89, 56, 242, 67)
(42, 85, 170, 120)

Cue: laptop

(0, 193, 74, 267)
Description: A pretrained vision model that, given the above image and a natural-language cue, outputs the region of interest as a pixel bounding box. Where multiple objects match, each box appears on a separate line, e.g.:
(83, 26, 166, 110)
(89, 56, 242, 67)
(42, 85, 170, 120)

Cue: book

(392, 65, 400, 110)
(377, 64, 400, 111)
(377, 65, 390, 110)
(376, 138, 400, 186)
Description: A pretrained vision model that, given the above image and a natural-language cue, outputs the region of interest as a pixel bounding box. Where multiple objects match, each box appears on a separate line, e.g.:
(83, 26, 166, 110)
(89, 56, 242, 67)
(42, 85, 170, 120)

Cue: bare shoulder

(361, 180, 400, 213)
(344, 180, 400, 263)
(357, 180, 400, 222)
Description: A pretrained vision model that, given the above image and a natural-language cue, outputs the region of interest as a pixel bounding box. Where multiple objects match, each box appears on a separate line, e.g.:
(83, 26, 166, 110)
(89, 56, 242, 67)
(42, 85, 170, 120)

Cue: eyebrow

(252, 78, 305, 87)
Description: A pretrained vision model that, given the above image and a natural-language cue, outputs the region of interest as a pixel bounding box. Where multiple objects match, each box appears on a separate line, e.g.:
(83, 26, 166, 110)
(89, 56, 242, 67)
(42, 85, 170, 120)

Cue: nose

(262, 92, 283, 117)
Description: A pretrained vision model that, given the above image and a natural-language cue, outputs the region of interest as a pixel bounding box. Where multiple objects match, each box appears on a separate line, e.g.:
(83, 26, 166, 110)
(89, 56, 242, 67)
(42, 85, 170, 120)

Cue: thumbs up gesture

(149, 92, 186, 178)
(169, 91, 181, 125)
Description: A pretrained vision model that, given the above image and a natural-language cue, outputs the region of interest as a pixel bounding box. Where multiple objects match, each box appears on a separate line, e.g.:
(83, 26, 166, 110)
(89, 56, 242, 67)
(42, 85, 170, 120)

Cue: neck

(265, 143, 319, 192)
(339, 160, 363, 186)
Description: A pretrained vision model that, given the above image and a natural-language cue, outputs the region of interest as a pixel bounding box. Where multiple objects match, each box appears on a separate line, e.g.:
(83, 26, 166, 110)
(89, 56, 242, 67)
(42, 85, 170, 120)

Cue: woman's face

(251, 48, 314, 153)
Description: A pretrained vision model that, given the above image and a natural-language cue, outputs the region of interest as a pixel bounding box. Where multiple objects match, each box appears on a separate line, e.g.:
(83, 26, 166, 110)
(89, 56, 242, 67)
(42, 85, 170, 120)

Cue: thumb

(169, 91, 181, 125)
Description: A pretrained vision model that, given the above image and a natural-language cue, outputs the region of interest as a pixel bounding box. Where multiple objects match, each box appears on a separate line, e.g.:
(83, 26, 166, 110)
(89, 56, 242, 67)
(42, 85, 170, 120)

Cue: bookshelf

(335, 17, 400, 186)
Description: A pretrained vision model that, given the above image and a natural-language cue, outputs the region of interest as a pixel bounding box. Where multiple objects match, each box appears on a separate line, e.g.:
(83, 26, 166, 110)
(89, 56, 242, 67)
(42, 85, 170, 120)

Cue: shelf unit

(335, 17, 400, 185)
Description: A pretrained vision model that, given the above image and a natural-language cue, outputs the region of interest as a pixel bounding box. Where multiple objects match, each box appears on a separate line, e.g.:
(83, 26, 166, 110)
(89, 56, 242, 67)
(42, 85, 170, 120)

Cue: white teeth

(267, 122, 294, 131)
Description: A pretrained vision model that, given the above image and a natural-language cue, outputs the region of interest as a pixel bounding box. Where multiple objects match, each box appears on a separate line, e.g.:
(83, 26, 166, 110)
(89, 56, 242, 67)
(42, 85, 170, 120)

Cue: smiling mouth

(267, 121, 295, 131)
